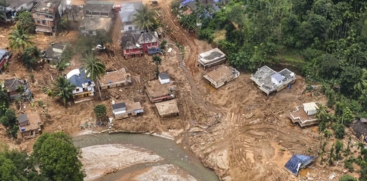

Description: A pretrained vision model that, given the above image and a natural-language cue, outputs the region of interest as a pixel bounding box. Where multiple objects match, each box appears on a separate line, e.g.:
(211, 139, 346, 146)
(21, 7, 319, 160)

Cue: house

(119, 1, 143, 32)
(66, 68, 95, 103)
(18, 112, 43, 137)
(180, 0, 220, 16)
(120, 31, 160, 59)
(80, 1, 114, 36)
(250, 65, 296, 96)
(158, 73, 170, 85)
(2, 77, 32, 101)
(285, 154, 316, 176)
(203, 65, 240, 89)
(145, 79, 175, 103)
(0, 0, 36, 23)
(289, 102, 319, 127)
(41, 42, 66, 64)
(99, 68, 131, 90)
(112, 101, 144, 119)
(198, 48, 226, 69)
(31, 0, 66, 34)
(155, 99, 179, 117)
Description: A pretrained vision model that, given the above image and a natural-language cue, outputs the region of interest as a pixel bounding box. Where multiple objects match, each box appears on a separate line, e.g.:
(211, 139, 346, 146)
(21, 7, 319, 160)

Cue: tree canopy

(52, 76, 76, 106)
(8, 25, 34, 51)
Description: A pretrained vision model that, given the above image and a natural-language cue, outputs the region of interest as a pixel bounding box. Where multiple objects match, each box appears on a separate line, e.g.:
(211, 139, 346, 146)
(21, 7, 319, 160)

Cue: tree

(32, 132, 85, 181)
(0, 109, 18, 138)
(335, 140, 344, 160)
(83, 51, 106, 100)
(8, 25, 34, 52)
(0, 86, 9, 115)
(341, 107, 354, 126)
(316, 104, 329, 122)
(21, 46, 41, 68)
(16, 11, 35, 33)
(52, 76, 76, 106)
(334, 123, 345, 139)
(93, 104, 107, 121)
(152, 55, 162, 64)
(340, 174, 357, 181)
(133, 5, 157, 31)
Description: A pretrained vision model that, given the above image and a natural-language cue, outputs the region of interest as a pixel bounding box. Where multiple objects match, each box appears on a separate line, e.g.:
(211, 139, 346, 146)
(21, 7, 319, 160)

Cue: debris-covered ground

(0, 0, 363, 180)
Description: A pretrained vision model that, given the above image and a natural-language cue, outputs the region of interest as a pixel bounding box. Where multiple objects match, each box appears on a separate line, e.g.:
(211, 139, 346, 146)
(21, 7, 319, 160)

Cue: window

(76, 88, 80, 91)
(37, 20, 40, 24)
(42, 20, 46, 24)
(128, 26, 133, 30)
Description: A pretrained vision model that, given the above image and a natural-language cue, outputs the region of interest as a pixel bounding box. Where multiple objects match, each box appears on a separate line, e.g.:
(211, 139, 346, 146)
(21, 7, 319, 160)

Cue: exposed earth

(0, 0, 363, 181)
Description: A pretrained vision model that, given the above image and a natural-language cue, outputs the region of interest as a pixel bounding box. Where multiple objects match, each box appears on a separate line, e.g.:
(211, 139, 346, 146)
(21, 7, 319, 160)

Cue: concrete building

(112, 101, 144, 119)
(289, 102, 319, 127)
(145, 79, 175, 103)
(0, 0, 36, 23)
(31, 0, 65, 34)
(80, 1, 114, 36)
(18, 112, 43, 138)
(250, 65, 296, 96)
(120, 31, 160, 59)
(203, 65, 240, 89)
(41, 42, 66, 64)
(158, 73, 170, 85)
(99, 68, 131, 90)
(119, 1, 143, 32)
(198, 48, 226, 69)
(155, 99, 179, 117)
(66, 68, 95, 103)
(2, 77, 32, 101)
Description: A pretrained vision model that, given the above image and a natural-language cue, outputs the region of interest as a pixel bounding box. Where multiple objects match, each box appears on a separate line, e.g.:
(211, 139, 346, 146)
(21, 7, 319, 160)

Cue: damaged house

(98, 68, 132, 90)
(80, 1, 114, 36)
(203, 65, 240, 89)
(120, 31, 160, 59)
(250, 65, 296, 96)
(66, 68, 95, 103)
(155, 99, 179, 117)
(31, 0, 66, 34)
(289, 102, 320, 127)
(18, 112, 43, 138)
(41, 42, 66, 64)
(198, 48, 226, 69)
(119, 1, 143, 32)
(112, 101, 144, 119)
(2, 77, 32, 101)
(145, 77, 175, 103)
(0, 0, 36, 23)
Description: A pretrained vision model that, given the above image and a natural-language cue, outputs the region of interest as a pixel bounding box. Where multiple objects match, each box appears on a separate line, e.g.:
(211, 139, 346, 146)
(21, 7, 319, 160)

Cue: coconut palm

(53, 76, 76, 106)
(8, 25, 34, 51)
(83, 51, 106, 99)
(353, 68, 367, 97)
(133, 4, 156, 31)
(316, 104, 329, 122)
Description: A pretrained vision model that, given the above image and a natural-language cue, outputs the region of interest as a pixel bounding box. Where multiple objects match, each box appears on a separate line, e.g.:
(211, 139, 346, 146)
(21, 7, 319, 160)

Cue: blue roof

(285, 155, 316, 175)
(271, 73, 284, 82)
(68, 68, 90, 87)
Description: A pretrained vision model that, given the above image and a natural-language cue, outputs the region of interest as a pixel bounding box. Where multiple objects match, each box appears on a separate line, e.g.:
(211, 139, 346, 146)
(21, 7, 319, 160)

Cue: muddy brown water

(73, 133, 219, 181)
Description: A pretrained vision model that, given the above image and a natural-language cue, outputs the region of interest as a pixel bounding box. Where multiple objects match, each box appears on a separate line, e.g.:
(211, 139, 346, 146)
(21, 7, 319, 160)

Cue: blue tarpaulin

(284, 155, 316, 176)
(147, 47, 162, 55)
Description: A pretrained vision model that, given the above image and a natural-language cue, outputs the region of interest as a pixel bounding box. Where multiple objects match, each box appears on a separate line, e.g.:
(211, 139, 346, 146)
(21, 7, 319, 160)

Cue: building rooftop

(19, 112, 42, 131)
(112, 102, 126, 110)
(198, 48, 225, 64)
(120, 32, 158, 49)
(271, 73, 283, 82)
(146, 80, 174, 98)
(84, 1, 114, 13)
(44, 43, 66, 59)
(204, 65, 234, 82)
(158, 73, 169, 80)
(3, 78, 30, 92)
(18, 114, 28, 124)
(99, 68, 131, 86)
(67, 68, 91, 87)
(155, 99, 179, 116)
(4, 0, 34, 9)
(303, 102, 318, 112)
(119, 1, 143, 23)
(32, 0, 60, 13)
(80, 16, 113, 32)
(126, 102, 142, 111)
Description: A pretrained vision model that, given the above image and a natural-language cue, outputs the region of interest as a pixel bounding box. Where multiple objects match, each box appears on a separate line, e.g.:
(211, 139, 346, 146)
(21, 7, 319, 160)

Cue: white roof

(198, 48, 225, 64)
(66, 68, 80, 79)
(303, 102, 318, 111)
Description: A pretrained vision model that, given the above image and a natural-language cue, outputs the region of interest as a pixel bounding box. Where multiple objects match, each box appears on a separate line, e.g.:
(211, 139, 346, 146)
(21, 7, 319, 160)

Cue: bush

(333, 124, 345, 139)
(93, 104, 107, 121)
(340, 174, 357, 181)
(160, 40, 167, 50)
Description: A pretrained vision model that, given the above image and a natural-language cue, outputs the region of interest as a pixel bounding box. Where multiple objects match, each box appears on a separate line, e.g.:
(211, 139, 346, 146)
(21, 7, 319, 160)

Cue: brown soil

(0, 0, 358, 180)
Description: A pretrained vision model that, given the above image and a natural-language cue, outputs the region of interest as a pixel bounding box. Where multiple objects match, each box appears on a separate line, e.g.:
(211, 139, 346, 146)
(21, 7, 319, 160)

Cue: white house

(303, 102, 319, 116)
(66, 68, 95, 103)
(158, 73, 170, 84)
(270, 73, 284, 86)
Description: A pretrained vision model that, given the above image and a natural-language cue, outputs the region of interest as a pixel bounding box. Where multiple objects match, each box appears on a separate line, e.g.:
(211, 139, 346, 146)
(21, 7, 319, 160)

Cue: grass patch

(213, 30, 226, 43)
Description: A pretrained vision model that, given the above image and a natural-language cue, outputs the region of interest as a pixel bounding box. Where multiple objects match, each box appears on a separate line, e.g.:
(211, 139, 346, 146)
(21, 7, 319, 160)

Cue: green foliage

(333, 123, 345, 139)
(152, 55, 162, 64)
(335, 140, 344, 160)
(57, 45, 73, 71)
(32, 132, 85, 181)
(52, 76, 76, 106)
(76, 30, 112, 55)
(93, 104, 107, 121)
(8, 25, 34, 51)
(21, 46, 41, 68)
(0, 109, 18, 138)
(83, 51, 106, 82)
(15, 11, 35, 34)
(340, 174, 357, 181)
(133, 5, 157, 31)
(160, 40, 167, 50)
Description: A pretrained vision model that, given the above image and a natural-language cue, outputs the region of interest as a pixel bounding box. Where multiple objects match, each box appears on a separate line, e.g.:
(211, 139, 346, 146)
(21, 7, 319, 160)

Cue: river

(73, 133, 219, 181)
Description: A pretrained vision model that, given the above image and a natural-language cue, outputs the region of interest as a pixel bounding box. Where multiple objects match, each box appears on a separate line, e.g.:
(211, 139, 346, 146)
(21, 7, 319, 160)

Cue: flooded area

(73, 133, 219, 181)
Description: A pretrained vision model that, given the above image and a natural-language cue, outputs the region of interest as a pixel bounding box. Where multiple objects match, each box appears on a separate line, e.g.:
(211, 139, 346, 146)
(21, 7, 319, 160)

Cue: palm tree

(316, 104, 329, 122)
(53, 76, 76, 106)
(353, 68, 367, 97)
(133, 5, 156, 31)
(22, 46, 41, 67)
(83, 51, 106, 100)
(8, 25, 34, 52)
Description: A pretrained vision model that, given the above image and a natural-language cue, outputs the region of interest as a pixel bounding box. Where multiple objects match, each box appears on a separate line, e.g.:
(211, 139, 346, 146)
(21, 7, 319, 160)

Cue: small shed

(155, 99, 179, 117)
(303, 102, 318, 116)
(158, 73, 170, 85)
(112, 102, 127, 117)
(285, 155, 316, 176)
(270, 73, 284, 86)
(113, 101, 144, 119)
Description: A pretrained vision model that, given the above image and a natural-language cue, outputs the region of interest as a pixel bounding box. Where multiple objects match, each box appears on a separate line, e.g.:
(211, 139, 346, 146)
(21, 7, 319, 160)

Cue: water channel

(73, 133, 219, 181)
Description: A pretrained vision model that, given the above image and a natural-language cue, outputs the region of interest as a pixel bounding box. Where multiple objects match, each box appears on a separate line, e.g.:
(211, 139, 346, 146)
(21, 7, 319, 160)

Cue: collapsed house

(285, 154, 316, 176)
(2, 77, 32, 101)
(180, 0, 220, 16)
(203, 65, 240, 89)
(18, 112, 43, 138)
(0, 0, 36, 23)
(66, 68, 95, 103)
(250, 65, 296, 96)
(31, 0, 65, 34)
(155, 99, 179, 117)
(99, 68, 131, 90)
(112, 101, 144, 119)
(198, 48, 226, 69)
(289, 102, 319, 127)
(41, 42, 66, 64)
(80, 1, 114, 36)
(119, 1, 143, 32)
(145, 78, 175, 103)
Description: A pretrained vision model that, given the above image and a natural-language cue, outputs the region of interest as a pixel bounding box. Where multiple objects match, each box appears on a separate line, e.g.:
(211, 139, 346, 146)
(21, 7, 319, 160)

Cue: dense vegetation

(174, 0, 367, 179)
(0, 132, 84, 180)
